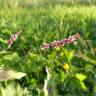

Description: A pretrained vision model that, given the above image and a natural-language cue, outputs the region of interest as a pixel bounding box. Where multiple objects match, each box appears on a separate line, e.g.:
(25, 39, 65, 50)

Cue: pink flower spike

(41, 33, 80, 50)
(41, 43, 49, 50)
(75, 33, 80, 38)
(7, 31, 21, 48)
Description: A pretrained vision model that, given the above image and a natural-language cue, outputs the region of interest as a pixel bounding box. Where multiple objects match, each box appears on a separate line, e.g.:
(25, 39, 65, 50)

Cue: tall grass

(0, 0, 96, 96)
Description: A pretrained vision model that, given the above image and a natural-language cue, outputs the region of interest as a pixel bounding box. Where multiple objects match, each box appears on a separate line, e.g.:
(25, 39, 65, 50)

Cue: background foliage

(0, 0, 96, 96)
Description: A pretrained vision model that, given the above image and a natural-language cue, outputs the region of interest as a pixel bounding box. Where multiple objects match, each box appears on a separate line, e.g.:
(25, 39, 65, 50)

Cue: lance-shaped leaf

(0, 68, 26, 81)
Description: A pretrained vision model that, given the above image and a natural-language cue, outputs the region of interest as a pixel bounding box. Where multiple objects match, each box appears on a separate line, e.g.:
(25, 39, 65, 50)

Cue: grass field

(0, 0, 96, 96)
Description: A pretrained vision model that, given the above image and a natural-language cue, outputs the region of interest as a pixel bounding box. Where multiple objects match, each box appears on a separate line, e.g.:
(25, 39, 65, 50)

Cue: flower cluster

(7, 31, 21, 48)
(41, 33, 80, 50)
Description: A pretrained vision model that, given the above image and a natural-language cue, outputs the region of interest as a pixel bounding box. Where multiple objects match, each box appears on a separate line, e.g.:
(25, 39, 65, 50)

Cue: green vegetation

(0, 0, 96, 96)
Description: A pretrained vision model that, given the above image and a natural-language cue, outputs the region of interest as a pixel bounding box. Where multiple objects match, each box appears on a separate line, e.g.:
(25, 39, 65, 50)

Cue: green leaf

(68, 51, 74, 60)
(76, 73, 87, 81)
(60, 70, 65, 82)
(4, 52, 19, 61)
(80, 81, 88, 90)
(64, 49, 74, 61)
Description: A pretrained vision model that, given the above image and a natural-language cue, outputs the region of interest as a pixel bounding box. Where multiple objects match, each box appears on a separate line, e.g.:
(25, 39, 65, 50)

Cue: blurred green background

(0, 0, 96, 96)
